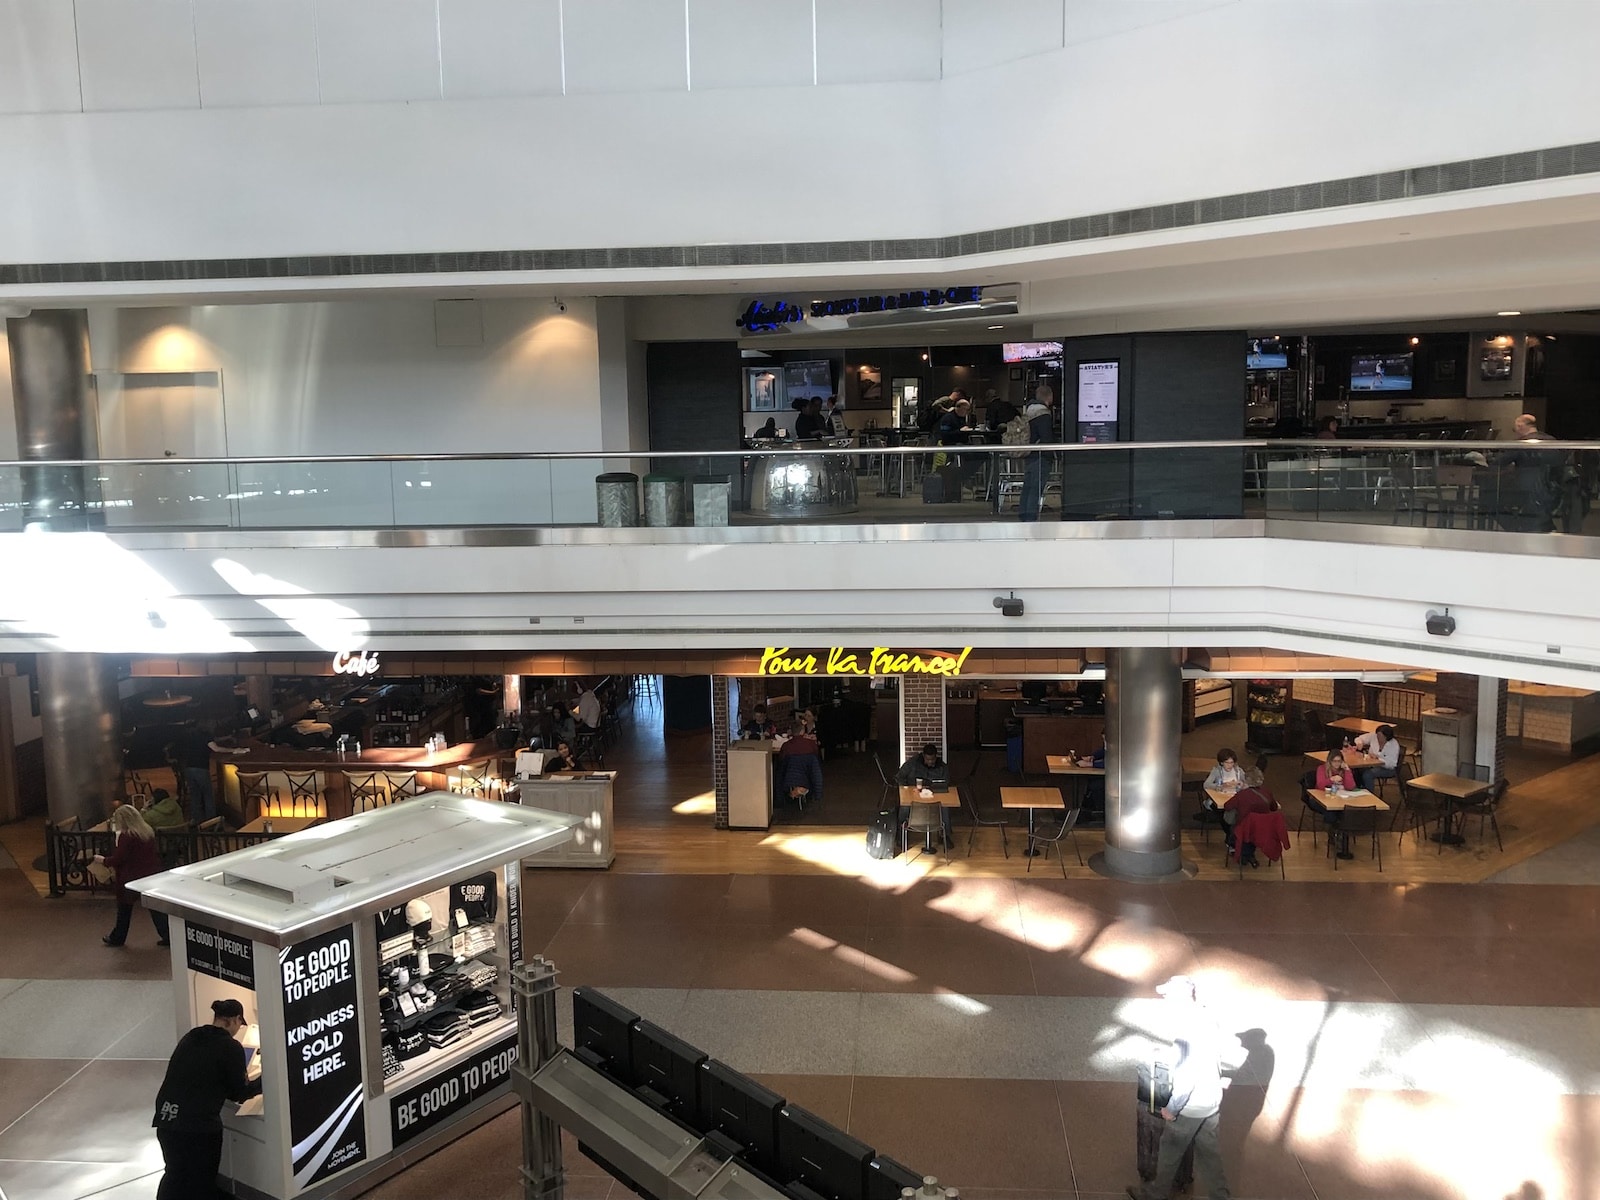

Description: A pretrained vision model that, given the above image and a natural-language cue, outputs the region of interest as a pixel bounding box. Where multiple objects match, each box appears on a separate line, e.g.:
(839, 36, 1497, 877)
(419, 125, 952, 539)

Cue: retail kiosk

(131, 793, 578, 1200)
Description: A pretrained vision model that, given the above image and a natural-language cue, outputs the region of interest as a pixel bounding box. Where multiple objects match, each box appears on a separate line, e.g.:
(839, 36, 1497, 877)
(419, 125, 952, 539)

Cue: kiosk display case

(132, 793, 577, 1200)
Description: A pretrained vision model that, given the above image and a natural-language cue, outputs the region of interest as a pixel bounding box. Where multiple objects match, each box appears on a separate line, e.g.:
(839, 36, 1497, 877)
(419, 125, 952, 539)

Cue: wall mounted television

(1002, 341, 1063, 363)
(1350, 352, 1414, 392)
(1247, 337, 1289, 369)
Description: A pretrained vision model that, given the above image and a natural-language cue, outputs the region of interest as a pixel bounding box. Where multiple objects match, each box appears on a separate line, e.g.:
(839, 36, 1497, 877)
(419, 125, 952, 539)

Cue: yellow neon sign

(758, 647, 973, 678)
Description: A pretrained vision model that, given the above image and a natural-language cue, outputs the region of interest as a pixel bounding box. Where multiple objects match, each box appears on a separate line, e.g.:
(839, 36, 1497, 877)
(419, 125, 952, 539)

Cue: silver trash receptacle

(692, 475, 732, 527)
(595, 472, 639, 527)
(643, 474, 685, 528)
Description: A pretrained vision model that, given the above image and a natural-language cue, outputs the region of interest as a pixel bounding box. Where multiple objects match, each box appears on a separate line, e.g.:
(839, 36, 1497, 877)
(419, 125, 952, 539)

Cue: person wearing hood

(141, 789, 188, 830)
(1018, 383, 1056, 522)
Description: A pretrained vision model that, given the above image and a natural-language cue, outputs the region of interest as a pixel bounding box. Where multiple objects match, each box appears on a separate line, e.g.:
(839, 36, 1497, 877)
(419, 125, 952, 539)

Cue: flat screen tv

(1246, 337, 1289, 369)
(1351, 352, 1414, 392)
(1003, 341, 1063, 363)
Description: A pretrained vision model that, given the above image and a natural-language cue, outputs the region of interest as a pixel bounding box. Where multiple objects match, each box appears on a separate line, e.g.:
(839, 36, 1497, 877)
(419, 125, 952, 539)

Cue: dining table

(1304, 748, 1381, 771)
(1326, 716, 1387, 738)
(238, 815, 323, 836)
(1001, 786, 1066, 856)
(1408, 772, 1490, 845)
(1308, 788, 1390, 858)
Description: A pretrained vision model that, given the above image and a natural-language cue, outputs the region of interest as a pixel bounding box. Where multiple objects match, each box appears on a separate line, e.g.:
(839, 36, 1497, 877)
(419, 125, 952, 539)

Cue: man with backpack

(1018, 384, 1056, 522)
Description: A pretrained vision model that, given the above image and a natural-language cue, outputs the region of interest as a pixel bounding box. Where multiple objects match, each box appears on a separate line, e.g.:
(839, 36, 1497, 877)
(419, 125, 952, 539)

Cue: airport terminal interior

(3, 3, 1600, 1200)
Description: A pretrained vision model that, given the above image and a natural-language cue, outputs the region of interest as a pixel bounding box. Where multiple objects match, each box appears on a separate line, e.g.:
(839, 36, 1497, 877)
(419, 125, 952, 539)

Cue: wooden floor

(6, 695, 1598, 892)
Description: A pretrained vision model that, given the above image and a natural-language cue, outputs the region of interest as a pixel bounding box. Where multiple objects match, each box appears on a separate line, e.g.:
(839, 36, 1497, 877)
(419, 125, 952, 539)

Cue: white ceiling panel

(439, 0, 563, 99)
(941, 0, 1062, 76)
(815, 0, 940, 85)
(314, 0, 442, 104)
(563, 0, 688, 95)
(76, 0, 200, 112)
(195, 0, 320, 108)
(0, 0, 82, 114)
(688, 0, 813, 90)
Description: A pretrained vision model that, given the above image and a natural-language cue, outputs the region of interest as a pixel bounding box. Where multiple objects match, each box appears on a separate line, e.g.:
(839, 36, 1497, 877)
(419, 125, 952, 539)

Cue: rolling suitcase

(921, 465, 958, 503)
(865, 808, 900, 860)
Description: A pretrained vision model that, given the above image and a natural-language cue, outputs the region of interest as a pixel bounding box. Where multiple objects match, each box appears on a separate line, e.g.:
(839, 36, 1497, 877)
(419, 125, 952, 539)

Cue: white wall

(2, 1, 1598, 266)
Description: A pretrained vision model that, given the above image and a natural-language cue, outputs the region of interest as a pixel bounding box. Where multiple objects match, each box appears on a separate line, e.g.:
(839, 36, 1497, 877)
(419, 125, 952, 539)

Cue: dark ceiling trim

(4, 141, 1598, 288)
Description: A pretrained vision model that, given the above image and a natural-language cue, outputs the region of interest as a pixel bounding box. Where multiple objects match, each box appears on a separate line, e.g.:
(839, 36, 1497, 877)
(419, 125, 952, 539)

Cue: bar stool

(384, 771, 425, 801)
(345, 771, 388, 813)
(237, 772, 279, 822)
(281, 770, 323, 818)
(449, 762, 490, 796)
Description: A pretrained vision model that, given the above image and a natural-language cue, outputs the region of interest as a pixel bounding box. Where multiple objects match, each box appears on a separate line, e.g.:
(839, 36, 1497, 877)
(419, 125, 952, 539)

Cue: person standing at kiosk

(152, 997, 262, 1199)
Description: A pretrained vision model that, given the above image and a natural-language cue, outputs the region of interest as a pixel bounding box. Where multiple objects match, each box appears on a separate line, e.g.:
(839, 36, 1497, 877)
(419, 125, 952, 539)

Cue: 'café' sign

(331, 650, 380, 677)
(759, 647, 972, 678)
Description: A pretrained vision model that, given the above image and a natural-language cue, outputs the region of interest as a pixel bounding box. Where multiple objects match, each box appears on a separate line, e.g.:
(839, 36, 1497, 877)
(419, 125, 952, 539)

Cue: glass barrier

(0, 440, 1590, 538)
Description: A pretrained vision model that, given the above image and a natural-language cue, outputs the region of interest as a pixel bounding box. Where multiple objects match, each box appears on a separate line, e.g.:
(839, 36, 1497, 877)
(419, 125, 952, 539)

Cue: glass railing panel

(233, 461, 396, 528)
(96, 463, 234, 529)
(389, 459, 556, 526)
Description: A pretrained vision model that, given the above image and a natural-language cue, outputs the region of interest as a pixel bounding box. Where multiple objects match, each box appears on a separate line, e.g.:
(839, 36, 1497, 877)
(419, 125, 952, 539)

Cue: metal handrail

(0, 438, 1584, 468)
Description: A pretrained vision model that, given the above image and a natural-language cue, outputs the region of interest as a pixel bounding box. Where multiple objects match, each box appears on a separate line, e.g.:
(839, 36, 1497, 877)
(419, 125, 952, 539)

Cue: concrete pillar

(1093, 647, 1190, 882)
(38, 653, 122, 827)
(6, 309, 99, 531)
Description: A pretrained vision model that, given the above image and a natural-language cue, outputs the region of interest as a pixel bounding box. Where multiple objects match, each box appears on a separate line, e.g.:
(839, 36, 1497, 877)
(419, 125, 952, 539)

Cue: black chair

(1295, 769, 1324, 849)
(1384, 762, 1417, 830)
(873, 755, 896, 810)
(1457, 777, 1508, 851)
(1025, 807, 1083, 878)
(1329, 804, 1382, 871)
(960, 782, 1010, 858)
(1396, 776, 1446, 853)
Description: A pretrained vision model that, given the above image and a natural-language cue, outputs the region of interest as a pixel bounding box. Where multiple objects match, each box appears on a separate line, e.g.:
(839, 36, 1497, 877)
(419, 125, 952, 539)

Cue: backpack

(1001, 413, 1030, 458)
(865, 808, 900, 860)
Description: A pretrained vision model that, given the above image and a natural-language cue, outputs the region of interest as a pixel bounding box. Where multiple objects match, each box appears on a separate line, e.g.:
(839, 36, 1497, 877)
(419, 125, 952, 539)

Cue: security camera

(993, 594, 1024, 617)
(1425, 608, 1456, 637)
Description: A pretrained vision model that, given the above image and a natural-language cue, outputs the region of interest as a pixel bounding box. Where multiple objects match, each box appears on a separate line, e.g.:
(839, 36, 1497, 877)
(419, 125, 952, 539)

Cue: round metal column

(38, 653, 122, 828)
(1091, 647, 1193, 882)
(6, 309, 99, 530)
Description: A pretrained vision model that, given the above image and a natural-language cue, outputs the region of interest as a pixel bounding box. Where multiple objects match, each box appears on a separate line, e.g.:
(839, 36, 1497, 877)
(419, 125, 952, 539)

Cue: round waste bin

(595, 472, 639, 527)
(643, 474, 685, 528)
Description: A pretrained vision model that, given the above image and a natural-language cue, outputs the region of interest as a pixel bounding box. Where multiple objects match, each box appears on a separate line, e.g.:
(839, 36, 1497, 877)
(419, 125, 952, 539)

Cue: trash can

(642, 474, 685, 528)
(692, 475, 732, 527)
(595, 472, 639, 528)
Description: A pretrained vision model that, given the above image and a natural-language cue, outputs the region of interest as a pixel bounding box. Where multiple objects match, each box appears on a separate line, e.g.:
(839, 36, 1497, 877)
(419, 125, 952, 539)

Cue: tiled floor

(4, 694, 1599, 1199)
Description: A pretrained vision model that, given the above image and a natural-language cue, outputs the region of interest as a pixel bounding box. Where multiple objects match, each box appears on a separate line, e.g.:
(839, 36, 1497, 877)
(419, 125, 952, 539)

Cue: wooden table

(1181, 756, 1217, 779)
(1204, 786, 1241, 808)
(1308, 789, 1390, 813)
(1304, 749, 1381, 770)
(1001, 786, 1066, 856)
(142, 694, 193, 708)
(1409, 773, 1490, 845)
(1045, 756, 1104, 776)
(897, 785, 960, 808)
(1327, 717, 1386, 737)
(238, 816, 322, 835)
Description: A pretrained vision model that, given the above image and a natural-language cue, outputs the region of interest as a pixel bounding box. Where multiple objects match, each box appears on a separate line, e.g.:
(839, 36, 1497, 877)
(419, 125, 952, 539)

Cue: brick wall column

(712, 675, 731, 829)
(898, 676, 947, 763)
(1332, 678, 1365, 716)
(1481, 677, 1509, 781)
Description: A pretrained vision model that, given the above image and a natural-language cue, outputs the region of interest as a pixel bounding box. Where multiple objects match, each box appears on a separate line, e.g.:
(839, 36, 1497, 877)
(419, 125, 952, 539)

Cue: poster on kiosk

(1076, 359, 1120, 443)
(131, 793, 578, 1200)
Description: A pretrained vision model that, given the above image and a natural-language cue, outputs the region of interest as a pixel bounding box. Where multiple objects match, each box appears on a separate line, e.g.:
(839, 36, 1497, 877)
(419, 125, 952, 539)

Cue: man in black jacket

(153, 997, 262, 1199)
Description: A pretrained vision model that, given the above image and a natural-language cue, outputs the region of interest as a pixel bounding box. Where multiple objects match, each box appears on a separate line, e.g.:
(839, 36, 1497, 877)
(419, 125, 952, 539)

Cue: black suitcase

(921, 466, 957, 503)
(866, 808, 900, 860)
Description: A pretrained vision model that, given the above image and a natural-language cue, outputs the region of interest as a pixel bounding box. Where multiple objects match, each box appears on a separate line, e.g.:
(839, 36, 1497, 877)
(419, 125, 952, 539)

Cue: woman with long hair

(94, 804, 171, 947)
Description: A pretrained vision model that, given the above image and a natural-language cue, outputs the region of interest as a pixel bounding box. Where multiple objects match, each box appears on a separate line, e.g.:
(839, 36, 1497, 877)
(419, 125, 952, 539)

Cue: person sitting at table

(895, 743, 952, 845)
(1223, 782, 1278, 867)
(1242, 754, 1269, 788)
(1204, 748, 1247, 792)
(1076, 734, 1106, 770)
(778, 720, 823, 807)
(754, 417, 779, 440)
(548, 704, 576, 748)
(141, 788, 188, 831)
(741, 705, 777, 740)
(1357, 725, 1402, 792)
(543, 740, 581, 773)
(1316, 750, 1357, 792)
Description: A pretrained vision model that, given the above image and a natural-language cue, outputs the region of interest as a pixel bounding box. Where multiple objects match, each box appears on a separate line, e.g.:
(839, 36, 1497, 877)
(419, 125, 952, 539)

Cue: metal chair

(1025, 807, 1083, 878)
(873, 755, 897, 810)
(450, 762, 490, 796)
(1295, 770, 1323, 849)
(961, 782, 1010, 858)
(345, 771, 388, 813)
(905, 799, 946, 864)
(1457, 777, 1508, 851)
(237, 771, 279, 821)
(384, 771, 425, 801)
(1396, 779, 1445, 852)
(281, 770, 322, 818)
(1329, 804, 1382, 871)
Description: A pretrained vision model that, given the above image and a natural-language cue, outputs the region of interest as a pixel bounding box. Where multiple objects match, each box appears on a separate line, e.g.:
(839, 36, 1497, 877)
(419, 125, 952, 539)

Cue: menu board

(281, 926, 367, 1190)
(1076, 360, 1119, 443)
(185, 920, 255, 989)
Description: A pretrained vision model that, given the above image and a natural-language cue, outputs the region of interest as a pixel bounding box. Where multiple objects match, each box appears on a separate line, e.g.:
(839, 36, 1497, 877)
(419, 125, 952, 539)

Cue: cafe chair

(1025, 807, 1083, 879)
(1397, 780, 1446, 852)
(1295, 770, 1324, 849)
(384, 771, 425, 801)
(281, 770, 323, 818)
(873, 755, 896, 810)
(1457, 777, 1509, 852)
(237, 771, 279, 822)
(450, 762, 491, 796)
(905, 799, 946, 864)
(961, 782, 1010, 858)
(345, 771, 389, 813)
(1329, 804, 1382, 872)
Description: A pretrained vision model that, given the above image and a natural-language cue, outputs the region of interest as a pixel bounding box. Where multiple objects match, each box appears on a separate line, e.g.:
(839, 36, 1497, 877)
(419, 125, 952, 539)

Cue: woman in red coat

(94, 805, 171, 947)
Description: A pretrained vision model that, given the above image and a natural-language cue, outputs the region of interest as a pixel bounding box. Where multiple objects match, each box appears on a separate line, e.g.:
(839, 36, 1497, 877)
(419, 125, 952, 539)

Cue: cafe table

(1326, 716, 1387, 738)
(1309, 788, 1390, 858)
(1408, 772, 1490, 845)
(897, 785, 957, 855)
(1001, 786, 1066, 856)
(238, 815, 322, 836)
(1304, 748, 1381, 771)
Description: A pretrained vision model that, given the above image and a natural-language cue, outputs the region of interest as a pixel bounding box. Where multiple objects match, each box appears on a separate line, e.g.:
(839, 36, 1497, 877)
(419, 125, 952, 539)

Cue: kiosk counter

(131, 793, 578, 1200)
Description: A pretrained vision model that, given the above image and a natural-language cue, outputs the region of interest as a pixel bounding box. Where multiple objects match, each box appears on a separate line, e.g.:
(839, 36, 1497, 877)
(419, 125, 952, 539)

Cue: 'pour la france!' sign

(759, 647, 972, 677)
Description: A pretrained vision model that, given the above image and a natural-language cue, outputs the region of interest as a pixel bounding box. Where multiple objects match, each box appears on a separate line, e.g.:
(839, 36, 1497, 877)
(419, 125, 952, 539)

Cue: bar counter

(215, 736, 509, 823)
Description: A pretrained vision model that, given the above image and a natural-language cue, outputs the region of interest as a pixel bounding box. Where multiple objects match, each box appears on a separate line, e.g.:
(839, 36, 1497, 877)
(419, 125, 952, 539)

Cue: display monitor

(1351, 352, 1414, 391)
(571, 988, 639, 1084)
(1247, 337, 1289, 369)
(1003, 340, 1063, 362)
(629, 1019, 705, 1124)
(775, 1104, 875, 1200)
(697, 1059, 785, 1174)
(865, 1155, 923, 1200)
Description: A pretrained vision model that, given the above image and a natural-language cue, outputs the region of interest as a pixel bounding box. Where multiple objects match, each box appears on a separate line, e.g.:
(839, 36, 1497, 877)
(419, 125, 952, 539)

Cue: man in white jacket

(1128, 975, 1234, 1200)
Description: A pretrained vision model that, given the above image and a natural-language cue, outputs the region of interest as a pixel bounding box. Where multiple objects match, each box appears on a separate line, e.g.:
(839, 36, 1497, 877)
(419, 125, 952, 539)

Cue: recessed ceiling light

(988, 325, 1004, 330)
(1497, 310, 1522, 317)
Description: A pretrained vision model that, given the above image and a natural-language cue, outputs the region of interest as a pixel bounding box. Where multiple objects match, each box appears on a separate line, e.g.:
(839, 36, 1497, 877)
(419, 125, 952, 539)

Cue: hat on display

(405, 898, 433, 929)
(1155, 975, 1197, 1000)
(395, 1029, 429, 1059)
